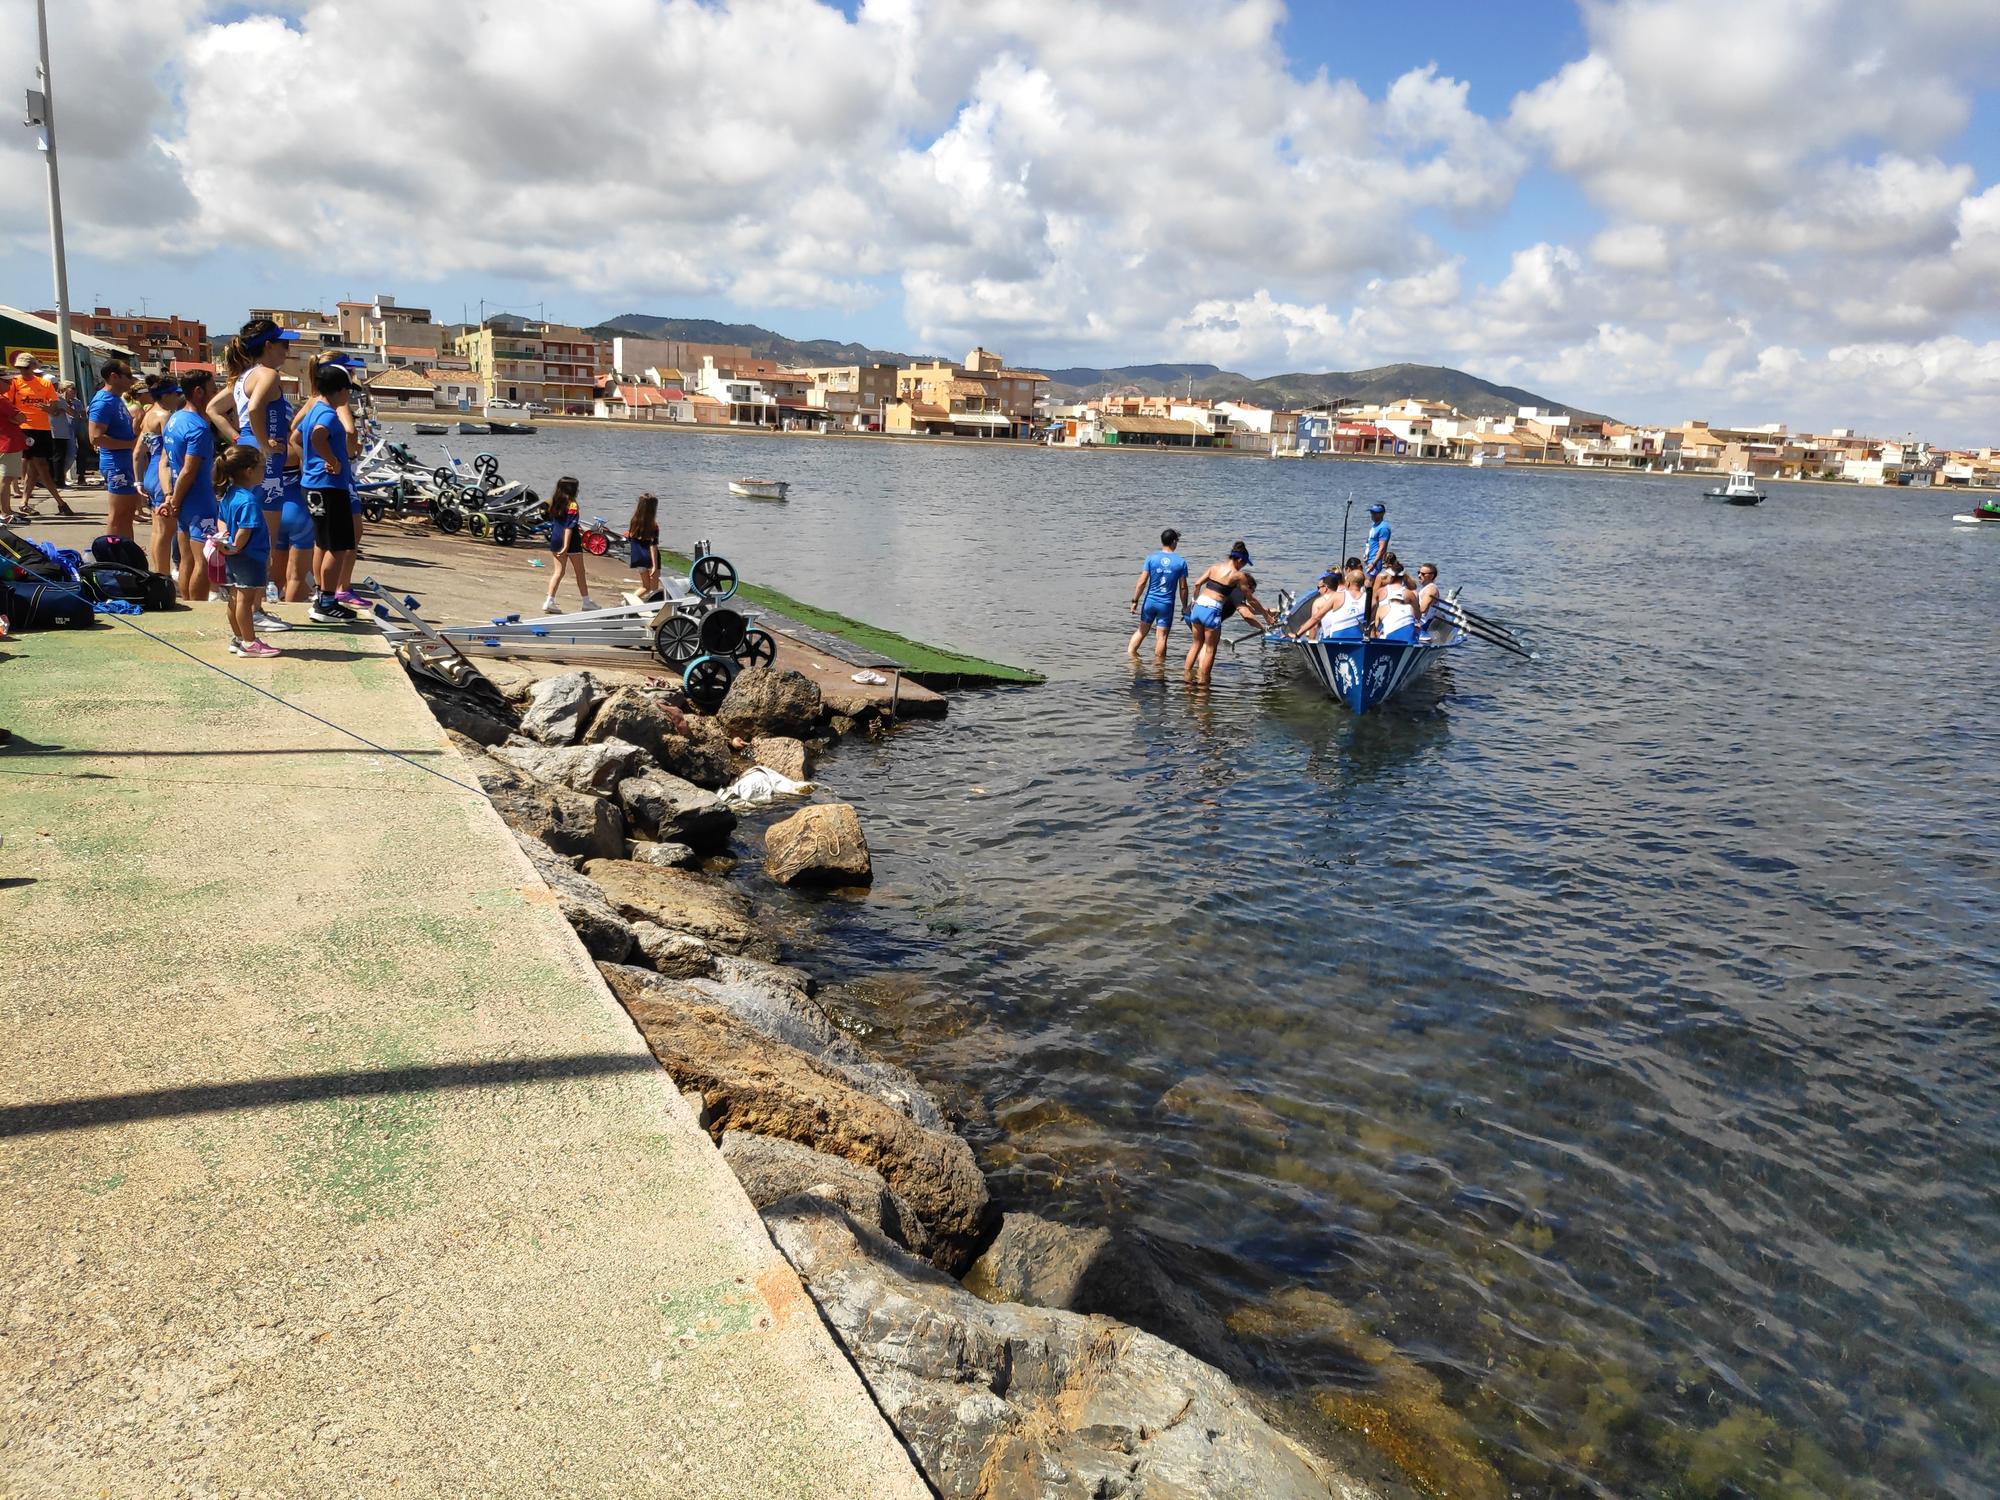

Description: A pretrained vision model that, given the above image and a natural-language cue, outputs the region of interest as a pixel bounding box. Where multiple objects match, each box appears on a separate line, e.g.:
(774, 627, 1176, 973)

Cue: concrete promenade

(0, 605, 928, 1497)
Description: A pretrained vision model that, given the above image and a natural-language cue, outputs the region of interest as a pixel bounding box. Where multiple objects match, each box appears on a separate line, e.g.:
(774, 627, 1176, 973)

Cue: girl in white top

(1372, 564, 1420, 642)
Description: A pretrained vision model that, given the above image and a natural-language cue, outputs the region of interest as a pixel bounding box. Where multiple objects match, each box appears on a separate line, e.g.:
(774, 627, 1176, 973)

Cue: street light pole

(24, 0, 76, 385)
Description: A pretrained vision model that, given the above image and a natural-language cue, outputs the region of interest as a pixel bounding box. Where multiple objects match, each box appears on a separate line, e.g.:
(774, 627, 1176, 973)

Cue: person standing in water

(1127, 527, 1189, 661)
(1182, 540, 1266, 683)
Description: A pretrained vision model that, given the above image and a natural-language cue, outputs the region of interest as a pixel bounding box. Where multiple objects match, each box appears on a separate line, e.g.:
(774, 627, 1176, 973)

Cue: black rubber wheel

(467, 511, 488, 538)
(689, 554, 738, 602)
(434, 505, 463, 534)
(490, 518, 517, 546)
(682, 653, 738, 712)
(432, 466, 453, 488)
(361, 496, 385, 523)
(699, 607, 747, 656)
(474, 453, 500, 478)
(734, 627, 776, 668)
(653, 611, 702, 668)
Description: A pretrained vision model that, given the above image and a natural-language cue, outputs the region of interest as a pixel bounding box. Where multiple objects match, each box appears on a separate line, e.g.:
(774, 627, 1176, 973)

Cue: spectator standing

(64, 384, 91, 485)
(0, 366, 24, 522)
(9, 353, 75, 516)
(87, 362, 141, 542)
(161, 369, 221, 602)
(298, 363, 359, 623)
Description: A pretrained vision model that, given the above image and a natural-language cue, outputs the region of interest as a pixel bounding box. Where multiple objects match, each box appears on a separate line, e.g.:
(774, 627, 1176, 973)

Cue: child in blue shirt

(214, 445, 278, 657)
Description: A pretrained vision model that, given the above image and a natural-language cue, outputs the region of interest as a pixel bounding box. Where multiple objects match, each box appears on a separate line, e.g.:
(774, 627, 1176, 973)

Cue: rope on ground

(10, 575, 487, 797)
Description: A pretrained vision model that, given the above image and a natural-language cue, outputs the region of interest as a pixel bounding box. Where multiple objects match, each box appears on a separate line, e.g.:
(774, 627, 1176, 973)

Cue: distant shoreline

(375, 413, 1897, 487)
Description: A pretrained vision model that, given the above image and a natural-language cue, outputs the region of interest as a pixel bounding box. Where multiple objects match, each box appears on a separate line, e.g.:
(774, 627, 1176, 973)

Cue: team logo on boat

(1333, 653, 1359, 693)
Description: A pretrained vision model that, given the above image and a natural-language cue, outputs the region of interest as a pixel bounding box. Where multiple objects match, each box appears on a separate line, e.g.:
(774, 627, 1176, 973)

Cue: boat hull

(1290, 635, 1457, 713)
(1706, 489, 1762, 505)
(729, 479, 789, 500)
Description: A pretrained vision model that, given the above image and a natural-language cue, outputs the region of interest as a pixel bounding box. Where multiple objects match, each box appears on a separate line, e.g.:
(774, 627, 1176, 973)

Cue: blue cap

(320, 352, 366, 369)
(244, 324, 300, 351)
(1368, 503, 1385, 516)
(154, 382, 183, 396)
(1229, 546, 1251, 564)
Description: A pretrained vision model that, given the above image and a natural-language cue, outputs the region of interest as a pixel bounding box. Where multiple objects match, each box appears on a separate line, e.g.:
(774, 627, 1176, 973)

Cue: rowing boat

(1282, 630, 1468, 712)
(729, 477, 789, 501)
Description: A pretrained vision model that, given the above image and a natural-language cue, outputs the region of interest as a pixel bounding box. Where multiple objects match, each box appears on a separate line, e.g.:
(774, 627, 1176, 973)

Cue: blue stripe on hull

(1295, 637, 1450, 713)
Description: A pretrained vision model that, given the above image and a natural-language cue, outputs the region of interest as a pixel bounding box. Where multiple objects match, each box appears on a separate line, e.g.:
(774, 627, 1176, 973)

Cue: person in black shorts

(540, 475, 598, 613)
(299, 363, 358, 622)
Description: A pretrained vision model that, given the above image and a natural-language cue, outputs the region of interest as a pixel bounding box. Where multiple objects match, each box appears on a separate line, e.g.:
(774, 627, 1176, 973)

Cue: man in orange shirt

(9, 352, 74, 516)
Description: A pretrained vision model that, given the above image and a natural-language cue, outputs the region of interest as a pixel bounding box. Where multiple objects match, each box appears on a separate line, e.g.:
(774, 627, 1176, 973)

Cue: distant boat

(729, 477, 789, 501)
(486, 421, 537, 435)
(1468, 449, 1508, 467)
(456, 421, 489, 435)
(1705, 469, 1764, 505)
(413, 422, 449, 435)
(1952, 501, 2000, 525)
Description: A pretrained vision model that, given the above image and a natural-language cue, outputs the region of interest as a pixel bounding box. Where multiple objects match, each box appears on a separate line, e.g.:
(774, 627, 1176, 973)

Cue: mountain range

(591, 315, 1605, 421)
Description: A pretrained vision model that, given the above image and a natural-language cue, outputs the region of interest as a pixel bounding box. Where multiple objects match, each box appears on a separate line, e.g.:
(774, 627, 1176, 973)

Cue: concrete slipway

(0, 608, 928, 1498)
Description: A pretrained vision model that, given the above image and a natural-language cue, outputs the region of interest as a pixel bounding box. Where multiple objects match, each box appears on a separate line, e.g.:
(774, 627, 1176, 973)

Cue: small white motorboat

(1468, 449, 1507, 467)
(1705, 469, 1764, 505)
(729, 477, 789, 501)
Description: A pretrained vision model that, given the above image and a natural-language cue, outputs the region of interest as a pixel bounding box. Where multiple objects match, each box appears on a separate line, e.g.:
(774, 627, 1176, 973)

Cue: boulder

(764, 802, 872, 887)
(963, 1211, 1113, 1311)
(513, 833, 634, 963)
(763, 1200, 1373, 1500)
(750, 735, 808, 782)
(616, 771, 736, 851)
(420, 689, 515, 747)
(462, 738, 624, 863)
(492, 736, 648, 797)
(582, 685, 681, 760)
(656, 728, 738, 790)
(720, 1131, 934, 1261)
(717, 667, 822, 738)
(620, 998, 989, 1268)
(628, 921, 716, 978)
(601, 955, 946, 1130)
(582, 858, 761, 952)
(518, 670, 598, 745)
(627, 839, 698, 869)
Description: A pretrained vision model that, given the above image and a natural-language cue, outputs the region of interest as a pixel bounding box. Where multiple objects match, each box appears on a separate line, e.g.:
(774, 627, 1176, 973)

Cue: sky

(2, 0, 1998, 442)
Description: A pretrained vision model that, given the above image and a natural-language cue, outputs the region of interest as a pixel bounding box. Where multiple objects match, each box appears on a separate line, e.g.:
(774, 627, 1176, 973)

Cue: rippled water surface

(474, 426, 2000, 1497)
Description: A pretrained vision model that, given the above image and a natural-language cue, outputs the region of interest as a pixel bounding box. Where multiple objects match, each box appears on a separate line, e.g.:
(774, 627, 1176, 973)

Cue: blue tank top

(234, 373, 294, 497)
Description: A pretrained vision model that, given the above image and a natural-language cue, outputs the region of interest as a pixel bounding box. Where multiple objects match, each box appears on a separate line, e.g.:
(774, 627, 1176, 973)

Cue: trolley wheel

(361, 495, 385, 523)
(467, 511, 488, 537)
(432, 466, 453, 488)
(698, 607, 747, 656)
(434, 504, 463, 534)
(689, 553, 738, 602)
(490, 518, 517, 546)
(653, 611, 702, 668)
(734, 627, 776, 669)
(682, 653, 739, 712)
(583, 529, 609, 556)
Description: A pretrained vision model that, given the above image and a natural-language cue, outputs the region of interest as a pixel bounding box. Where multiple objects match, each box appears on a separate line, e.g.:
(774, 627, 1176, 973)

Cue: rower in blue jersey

(1126, 527, 1190, 662)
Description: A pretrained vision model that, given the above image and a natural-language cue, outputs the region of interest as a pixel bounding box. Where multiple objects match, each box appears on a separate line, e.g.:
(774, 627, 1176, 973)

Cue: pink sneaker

(334, 590, 364, 607)
(240, 639, 281, 658)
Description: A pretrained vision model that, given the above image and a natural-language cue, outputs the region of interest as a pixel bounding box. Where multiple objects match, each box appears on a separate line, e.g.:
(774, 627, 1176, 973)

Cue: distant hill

(593, 315, 1605, 420)
(592, 314, 932, 371)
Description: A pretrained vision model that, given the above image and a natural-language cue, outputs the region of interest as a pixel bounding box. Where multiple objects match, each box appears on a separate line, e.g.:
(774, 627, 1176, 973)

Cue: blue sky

(2, 0, 1997, 437)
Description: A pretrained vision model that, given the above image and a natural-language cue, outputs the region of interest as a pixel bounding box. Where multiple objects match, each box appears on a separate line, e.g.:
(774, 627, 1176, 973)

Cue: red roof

(612, 384, 683, 408)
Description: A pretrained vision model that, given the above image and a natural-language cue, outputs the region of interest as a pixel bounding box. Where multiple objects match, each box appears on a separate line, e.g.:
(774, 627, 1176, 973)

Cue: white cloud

(0, 0, 1996, 441)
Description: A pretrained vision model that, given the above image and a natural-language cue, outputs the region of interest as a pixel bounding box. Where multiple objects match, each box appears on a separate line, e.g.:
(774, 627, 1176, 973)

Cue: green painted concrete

(0, 610, 928, 1498)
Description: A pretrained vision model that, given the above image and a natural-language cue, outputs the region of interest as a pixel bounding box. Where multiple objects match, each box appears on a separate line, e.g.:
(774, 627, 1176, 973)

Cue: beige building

(453, 319, 602, 413)
(797, 363, 899, 428)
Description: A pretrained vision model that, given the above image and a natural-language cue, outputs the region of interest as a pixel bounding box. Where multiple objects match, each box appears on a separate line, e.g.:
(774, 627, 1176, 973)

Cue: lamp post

(22, 0, 76, 385)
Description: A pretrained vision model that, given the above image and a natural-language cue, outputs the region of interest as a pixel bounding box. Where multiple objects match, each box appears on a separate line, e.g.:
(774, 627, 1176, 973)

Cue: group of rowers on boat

(1127, 502, 1444, 681)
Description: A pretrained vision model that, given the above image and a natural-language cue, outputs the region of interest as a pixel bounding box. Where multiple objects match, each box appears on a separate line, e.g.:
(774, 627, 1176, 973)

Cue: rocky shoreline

(423, 659, 1412, 1498)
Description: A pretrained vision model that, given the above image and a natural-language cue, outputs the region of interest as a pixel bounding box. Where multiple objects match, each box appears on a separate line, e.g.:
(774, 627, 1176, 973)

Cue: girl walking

(541, 476, 598, 613)
(627, 491, 662, 600)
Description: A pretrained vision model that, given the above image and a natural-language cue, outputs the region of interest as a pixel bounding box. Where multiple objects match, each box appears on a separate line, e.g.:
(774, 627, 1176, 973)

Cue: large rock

(419, 687, 516, 747)
(750, 735, 808, 782)
(620, 998, 989, 1268)
(582, 685, 682, 760)
(764, 1200, 1376, 1500)
(460, 736, 623, 862)
(518, 670, 598, 745)
(513, 833, 634, 962)
(717, 667, 822, 738)
(764, 802, 872, 887)
(720, 1131, 934, 1261)
(616, 771, 736, 850)
(492, 736, 648, 797)
(963, 1211, 1113, 1311)
(582, 858, 761, 952)
(627, 839, 697, 869)
(657, 725, 738, 790)
(599, 957, 945, 1130)
(628, 921, 716, 978)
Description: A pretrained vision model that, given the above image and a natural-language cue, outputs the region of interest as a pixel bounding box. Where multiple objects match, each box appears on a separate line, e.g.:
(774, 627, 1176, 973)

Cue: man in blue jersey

(1363, 502, 1391, 577)
(87, 362, 140, 542)
(1126, 527, 1190, 661)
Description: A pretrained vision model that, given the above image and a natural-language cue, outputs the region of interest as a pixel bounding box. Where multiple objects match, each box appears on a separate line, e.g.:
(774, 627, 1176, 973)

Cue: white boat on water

(1705, 469, 1764, 505)
(1468, 449, 1507, 467)
(729, 477, 789, 501)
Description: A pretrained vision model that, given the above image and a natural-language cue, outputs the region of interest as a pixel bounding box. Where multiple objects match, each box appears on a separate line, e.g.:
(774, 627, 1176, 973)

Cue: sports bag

(3, 578, 95, 629)
(89, 534, 149, 570)
(78, 561, 172, 611)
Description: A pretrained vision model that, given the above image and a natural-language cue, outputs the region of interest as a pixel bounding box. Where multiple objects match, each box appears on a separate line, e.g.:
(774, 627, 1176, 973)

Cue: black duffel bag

(4, 577, 96, 629)
(77, 560, 174, 612)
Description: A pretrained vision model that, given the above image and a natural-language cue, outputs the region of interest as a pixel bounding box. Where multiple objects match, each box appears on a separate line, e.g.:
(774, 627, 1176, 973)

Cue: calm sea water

(452, 425, 2000, 1498)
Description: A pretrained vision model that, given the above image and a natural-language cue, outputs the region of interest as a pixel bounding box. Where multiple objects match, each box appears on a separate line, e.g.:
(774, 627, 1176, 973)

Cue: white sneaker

(254, 609, 292, 632)
(542, 598, 563, 614)
(227, 636, 246, 656)
(577, 595, 601, 611)
(265, 582, 280, 603)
